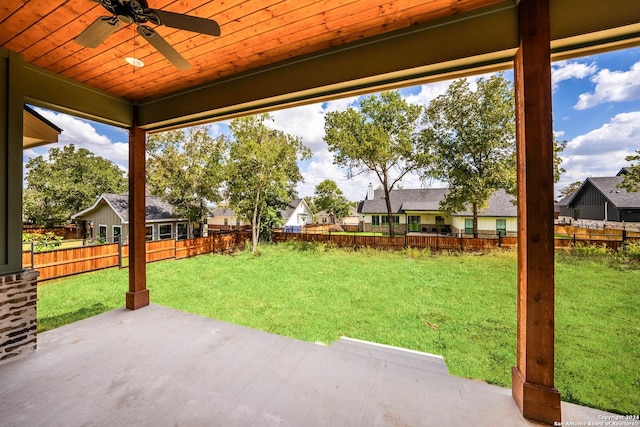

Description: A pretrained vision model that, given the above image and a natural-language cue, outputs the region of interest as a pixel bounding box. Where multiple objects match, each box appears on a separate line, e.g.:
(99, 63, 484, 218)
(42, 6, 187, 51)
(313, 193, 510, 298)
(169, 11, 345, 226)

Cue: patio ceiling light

(125, 57, 144, 67)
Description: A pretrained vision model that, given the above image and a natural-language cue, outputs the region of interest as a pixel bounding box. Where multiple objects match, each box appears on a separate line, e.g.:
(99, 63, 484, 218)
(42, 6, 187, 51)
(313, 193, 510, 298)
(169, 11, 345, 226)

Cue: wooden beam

(126, 107, 149, 310)
(22, 64, 133, 129)
(0, 49, 24, 274)
(512, 0, 560, 425)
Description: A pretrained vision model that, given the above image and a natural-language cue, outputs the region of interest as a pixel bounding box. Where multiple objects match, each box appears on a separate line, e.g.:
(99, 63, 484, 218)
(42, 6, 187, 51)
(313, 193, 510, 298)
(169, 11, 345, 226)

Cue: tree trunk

(251, 187, 261, 255)
(473, 202, 479, 238)
(382, 180, 394, 237)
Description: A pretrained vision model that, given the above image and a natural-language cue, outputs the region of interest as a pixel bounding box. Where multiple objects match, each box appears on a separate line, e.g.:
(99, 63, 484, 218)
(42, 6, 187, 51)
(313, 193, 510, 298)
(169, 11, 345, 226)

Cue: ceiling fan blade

(137, 26, 191, 70)
(75, 16, 121, 48)
(149, 9, 221, 37)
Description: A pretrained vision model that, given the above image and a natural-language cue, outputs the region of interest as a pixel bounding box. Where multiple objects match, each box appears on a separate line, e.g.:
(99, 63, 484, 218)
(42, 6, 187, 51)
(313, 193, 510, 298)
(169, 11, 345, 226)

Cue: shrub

(22, 232, 63, 252)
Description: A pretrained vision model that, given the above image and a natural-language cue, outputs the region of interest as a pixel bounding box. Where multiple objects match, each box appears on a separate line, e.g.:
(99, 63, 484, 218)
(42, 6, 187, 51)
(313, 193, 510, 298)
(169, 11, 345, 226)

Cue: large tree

(324, 91, 427, 236)
(619, 149, 640, 192)
(147, 126, 227, 236)
(24, 144, 127, 226)
(313, 179, 351, 222)
(420, 74, 516, 237)
(225, 114, 311, 254)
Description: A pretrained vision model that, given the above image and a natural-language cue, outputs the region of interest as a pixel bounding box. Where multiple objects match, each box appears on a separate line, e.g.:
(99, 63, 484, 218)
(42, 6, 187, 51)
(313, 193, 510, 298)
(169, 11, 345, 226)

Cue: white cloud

(556, 111, 640, 194)
(33, 109, 129, 169)
(565, 111, 640, 155)
(551, 60, 597, 92)
(575, 61, 640, 110)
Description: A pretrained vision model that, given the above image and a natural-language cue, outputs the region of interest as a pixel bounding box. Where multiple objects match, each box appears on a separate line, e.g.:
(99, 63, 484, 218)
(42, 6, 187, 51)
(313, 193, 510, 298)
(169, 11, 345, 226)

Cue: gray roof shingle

(73, 194, 181, 222)
(585, 177, 640, 209)
(359, 188, 516, 217)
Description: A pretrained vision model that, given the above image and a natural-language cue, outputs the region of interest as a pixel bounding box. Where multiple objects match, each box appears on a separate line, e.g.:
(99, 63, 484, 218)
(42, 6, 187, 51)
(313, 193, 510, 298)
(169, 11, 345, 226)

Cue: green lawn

(37, 242, 639, 414)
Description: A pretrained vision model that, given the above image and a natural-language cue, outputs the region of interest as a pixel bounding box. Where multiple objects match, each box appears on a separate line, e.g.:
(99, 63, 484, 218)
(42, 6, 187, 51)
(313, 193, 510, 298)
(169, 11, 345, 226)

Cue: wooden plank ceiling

(1, 0, 503, 103)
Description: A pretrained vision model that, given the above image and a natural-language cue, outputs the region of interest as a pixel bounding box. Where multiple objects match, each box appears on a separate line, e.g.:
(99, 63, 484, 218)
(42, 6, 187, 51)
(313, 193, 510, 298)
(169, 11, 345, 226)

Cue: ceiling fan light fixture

(125, 57, 144, 67)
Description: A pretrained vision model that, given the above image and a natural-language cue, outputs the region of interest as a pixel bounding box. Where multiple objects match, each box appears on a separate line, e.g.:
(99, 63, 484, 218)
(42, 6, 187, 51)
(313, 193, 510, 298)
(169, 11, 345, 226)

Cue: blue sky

(26, 46, 640, 202)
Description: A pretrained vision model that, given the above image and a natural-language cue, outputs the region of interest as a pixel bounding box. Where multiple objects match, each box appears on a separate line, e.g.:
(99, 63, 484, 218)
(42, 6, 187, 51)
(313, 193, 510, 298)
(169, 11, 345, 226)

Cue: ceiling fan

(74, 0, 221, 70)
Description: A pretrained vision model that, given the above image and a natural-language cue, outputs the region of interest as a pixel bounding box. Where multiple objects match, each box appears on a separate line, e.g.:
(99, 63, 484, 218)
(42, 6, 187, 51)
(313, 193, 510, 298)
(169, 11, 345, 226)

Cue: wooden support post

(512, 0, 561, 424)
(126, 108, 149, 310)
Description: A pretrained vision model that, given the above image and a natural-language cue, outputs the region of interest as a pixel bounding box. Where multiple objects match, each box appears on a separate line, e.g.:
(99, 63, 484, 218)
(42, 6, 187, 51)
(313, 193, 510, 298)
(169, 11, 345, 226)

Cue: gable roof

(556, 191, 576, 207)
(580, 177, 640, 209)
(210, 207, 237, 217)
(72, 194, 183, 223)
(359, 188, 516, 217)
(280, 199, 312, 219)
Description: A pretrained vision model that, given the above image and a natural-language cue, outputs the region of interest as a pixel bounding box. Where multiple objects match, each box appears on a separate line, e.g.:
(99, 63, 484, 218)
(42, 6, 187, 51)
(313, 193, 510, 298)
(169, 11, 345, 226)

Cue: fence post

(404, 233, 407, 248)
(118, 238, 123, 269)
(573, 234, 576, 245)
(353, 232, 356, 248)
(498, 233, 502, 248)
(459, 233, 463, 252)
(622, 229, 628, 251)
(30, 242, 35, 270)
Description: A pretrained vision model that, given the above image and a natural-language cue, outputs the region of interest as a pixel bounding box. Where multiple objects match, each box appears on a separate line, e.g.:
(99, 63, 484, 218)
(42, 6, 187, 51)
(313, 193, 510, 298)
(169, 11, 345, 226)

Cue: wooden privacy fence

(273, 231, 640, 252)
(23, 232, 251, 282)
(273, 232, 519, 251)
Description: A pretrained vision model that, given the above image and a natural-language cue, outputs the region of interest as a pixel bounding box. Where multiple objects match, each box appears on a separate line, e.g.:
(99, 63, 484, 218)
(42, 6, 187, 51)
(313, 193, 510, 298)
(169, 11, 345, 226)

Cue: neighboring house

(556, 192, 576, 219)
(559, 169, 640, 222)
(208, 207, 251, 228)
(358, 184, 517, 236)
(316, 205, 361, 226)
(72, 194, 191, 243)
(281, 198, 313, 227)
(316, 210, 335, 225)
(208, 199, 312, 230)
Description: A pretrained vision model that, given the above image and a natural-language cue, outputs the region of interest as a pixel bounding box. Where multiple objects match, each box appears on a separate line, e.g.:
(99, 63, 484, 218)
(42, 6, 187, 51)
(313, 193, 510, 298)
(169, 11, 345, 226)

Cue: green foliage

(24, 144, 127, 226)
(324, 91, 427, 236)
(147, 126, 226, 229)
(618, 149, 640, 192)
(559, 180, 583, 197)
(225, 114, 311, 254)
(554, 139, 567, 184)
(313, 179, 351, 219)
(22, 232, 63, 252)
(420, 74, 515, 236)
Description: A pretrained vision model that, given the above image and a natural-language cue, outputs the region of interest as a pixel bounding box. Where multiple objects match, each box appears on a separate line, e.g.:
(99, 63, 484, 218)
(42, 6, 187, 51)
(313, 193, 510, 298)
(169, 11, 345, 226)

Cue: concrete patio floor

(0, 304, 613, 426)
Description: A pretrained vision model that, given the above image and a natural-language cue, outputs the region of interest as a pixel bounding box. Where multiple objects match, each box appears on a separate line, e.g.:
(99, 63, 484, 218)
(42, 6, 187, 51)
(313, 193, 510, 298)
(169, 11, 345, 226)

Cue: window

(235, 218, 240, 226)
(435, 216, 445, 226)
(177, 223, 188, 240)
(464, 219, 473, 235)
(145, 225, 154, 241)
(224, 218, 229, 226)
(496, 219, 506, 236)
(98, 225, 107, 239)
(371, 215, 380, 226)
(381, 215, 400, 226)
(113, 225, 122, 243)
(159, 224, 173, 240)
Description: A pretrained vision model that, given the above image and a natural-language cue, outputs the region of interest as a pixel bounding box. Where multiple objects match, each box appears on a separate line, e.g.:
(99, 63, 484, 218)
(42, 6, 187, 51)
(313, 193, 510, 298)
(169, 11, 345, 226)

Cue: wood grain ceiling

(1, 0, 503, 103)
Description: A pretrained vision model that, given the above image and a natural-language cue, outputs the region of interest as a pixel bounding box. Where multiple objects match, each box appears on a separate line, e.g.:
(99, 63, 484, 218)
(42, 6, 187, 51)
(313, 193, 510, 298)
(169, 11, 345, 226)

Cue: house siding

(571, 184, 608, 220)
(84, 202, 122, 241)
(450, 217, 517, 236)
(283, 203, 313, 227)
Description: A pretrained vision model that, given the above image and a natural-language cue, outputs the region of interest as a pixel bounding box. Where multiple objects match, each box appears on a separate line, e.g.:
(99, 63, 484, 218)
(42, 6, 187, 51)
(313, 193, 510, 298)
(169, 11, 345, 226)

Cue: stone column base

(0, 270, 39, 366)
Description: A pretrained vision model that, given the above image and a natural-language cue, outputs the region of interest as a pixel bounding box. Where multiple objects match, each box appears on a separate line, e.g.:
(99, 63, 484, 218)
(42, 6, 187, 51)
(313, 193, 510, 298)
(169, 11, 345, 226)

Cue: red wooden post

(126, 108, 149, 310)
(512, 0, 561, 424)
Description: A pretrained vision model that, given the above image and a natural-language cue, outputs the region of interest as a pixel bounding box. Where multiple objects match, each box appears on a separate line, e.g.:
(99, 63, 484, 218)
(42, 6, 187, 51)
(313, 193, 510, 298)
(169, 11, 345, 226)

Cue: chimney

(367, 183, 374, 200)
